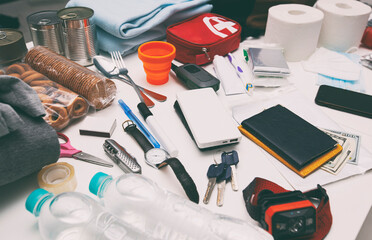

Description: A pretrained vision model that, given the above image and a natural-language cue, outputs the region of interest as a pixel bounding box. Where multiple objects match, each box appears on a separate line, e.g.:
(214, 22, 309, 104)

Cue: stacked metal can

(57, 7, 98, 66)
(27, 7, 98, 67)
(27, 10, 64, 56)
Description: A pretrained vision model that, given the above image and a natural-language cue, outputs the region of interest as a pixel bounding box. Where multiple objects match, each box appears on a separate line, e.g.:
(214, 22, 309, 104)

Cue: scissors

(58, 132, 113, 168)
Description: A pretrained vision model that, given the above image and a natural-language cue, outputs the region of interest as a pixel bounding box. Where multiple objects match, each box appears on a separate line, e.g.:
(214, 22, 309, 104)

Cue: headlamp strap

(242, 177, 332, 240)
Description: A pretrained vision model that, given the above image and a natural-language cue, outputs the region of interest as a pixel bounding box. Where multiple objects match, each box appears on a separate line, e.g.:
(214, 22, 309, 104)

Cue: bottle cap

(25, 188, 51, 215)
(137, 102, 152, 120)
(89, 172, 110, 196)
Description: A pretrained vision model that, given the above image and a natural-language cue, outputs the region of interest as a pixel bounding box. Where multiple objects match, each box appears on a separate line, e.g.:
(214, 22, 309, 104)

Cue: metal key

(222, 150, 239, 191)
(216, 165, 231, 207)
(203, 163, 226, 204)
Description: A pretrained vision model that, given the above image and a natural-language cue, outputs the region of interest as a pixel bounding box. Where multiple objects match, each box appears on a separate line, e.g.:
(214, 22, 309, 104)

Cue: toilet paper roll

(264, 4, 324, 62)
(316, 0, 371, 52)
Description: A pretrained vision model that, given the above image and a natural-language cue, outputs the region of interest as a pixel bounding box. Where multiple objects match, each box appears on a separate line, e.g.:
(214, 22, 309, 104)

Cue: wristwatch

(123, 120, 199, 203)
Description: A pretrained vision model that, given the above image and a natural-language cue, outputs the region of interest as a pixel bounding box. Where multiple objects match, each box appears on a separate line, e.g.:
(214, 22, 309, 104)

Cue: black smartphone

(315, 85, 372, 119)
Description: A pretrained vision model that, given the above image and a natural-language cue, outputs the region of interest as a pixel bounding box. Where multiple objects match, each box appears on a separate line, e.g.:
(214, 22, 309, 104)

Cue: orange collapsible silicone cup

(138, 41, 176, 85)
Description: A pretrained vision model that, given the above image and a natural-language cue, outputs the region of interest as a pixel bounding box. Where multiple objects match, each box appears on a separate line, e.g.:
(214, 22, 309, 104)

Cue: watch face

(145, 148, 168, 165)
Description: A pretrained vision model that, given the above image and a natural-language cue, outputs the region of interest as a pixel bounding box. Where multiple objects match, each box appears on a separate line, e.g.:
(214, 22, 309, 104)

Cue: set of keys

(203, 150, 239, 206)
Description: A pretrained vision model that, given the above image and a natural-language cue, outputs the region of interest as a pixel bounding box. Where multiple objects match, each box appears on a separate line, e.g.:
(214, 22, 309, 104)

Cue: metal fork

(110, 51, 155, 108)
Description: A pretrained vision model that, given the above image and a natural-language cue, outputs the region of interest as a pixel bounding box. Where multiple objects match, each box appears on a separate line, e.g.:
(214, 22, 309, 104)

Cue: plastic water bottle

(89, 172, 273, 240)
(25, 188, 158, 240)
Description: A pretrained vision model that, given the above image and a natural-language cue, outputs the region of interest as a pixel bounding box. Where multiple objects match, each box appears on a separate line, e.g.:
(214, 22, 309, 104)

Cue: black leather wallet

(241, 105, 337, 170)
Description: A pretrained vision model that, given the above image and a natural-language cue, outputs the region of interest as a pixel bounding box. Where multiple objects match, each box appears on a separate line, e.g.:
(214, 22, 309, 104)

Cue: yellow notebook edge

(238, 125, 343, 178)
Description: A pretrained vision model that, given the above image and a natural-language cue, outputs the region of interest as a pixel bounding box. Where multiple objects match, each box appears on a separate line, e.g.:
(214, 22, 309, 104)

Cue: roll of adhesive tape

(264, 4, 324, 62)
(316, 0, 371, 52)
(37, 162, 77, 194)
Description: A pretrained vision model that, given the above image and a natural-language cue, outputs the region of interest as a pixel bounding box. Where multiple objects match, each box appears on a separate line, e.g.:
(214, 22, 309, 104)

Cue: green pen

(243, 49, 249, 62)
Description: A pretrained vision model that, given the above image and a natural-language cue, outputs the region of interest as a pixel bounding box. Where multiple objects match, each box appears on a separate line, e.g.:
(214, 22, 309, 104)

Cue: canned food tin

(27, 10, 64, 55)
(0, 29, 27, 67)
(57, 7, 98, 66)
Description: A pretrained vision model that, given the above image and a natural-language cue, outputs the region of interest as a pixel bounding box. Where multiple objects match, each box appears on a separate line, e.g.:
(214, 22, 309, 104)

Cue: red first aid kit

(166, 13, 241, 65)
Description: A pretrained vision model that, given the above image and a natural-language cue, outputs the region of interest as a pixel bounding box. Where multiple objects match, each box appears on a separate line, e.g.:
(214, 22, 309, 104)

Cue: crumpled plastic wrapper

(3, 62, 90, 131)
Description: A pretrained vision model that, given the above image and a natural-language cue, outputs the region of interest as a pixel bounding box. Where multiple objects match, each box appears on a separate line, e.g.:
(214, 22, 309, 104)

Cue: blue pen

(118, 99, 160, 148)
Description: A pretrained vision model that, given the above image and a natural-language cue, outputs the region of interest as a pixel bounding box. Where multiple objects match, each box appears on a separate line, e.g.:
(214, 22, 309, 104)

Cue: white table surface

(1, 41, 372, 240)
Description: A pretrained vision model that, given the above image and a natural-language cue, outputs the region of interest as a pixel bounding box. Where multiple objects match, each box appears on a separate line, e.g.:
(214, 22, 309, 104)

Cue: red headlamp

(243, 178, 332, 240)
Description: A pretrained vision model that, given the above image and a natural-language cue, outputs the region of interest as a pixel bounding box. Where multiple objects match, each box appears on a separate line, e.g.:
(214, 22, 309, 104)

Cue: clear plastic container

(25, 188, 157, 240)
(89, 172, 273, 240)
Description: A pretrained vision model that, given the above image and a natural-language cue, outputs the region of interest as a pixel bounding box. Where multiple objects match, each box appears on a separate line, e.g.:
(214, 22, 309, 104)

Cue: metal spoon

(93, 56, 167, 102)
(94, 56, 154, 107)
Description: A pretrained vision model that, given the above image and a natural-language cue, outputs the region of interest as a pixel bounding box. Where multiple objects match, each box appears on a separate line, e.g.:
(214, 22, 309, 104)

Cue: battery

(27, 10, 64, 55)
(57, 7, 98, 66)
(0, 29, 28, 67)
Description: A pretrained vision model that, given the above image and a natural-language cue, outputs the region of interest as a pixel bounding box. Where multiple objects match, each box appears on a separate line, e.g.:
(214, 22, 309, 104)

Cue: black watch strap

(123, 121, 154, 153)
(163, 157, 199, 204)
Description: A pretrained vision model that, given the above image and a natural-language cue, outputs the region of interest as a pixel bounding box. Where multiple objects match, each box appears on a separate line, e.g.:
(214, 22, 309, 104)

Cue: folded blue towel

(66, 0, 212, 55)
